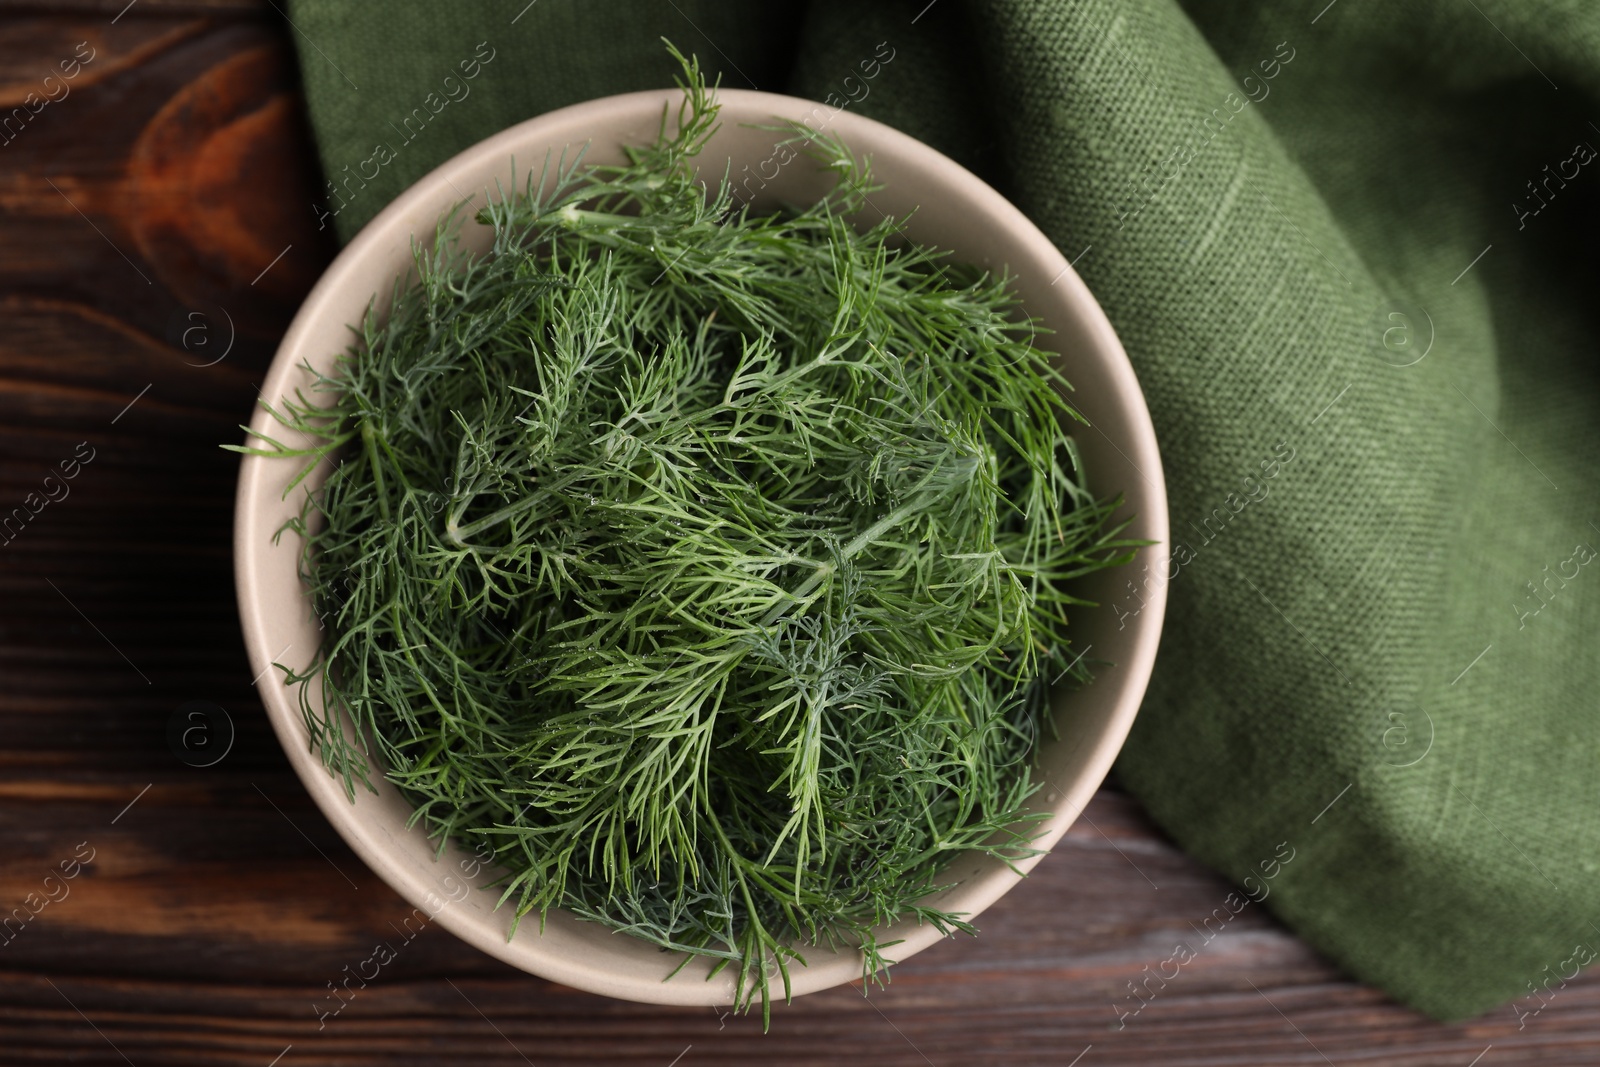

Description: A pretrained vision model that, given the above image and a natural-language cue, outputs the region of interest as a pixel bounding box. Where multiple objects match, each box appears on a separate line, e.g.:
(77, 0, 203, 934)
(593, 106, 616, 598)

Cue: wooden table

(4, 3, 1599, 1063)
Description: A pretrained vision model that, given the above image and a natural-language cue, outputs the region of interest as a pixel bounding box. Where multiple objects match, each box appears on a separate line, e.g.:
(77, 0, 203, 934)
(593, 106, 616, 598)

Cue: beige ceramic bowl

(234, 89, 1168, 1007)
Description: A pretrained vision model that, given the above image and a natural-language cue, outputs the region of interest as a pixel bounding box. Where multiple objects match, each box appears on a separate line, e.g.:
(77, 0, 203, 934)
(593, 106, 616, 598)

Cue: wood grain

(2, 6, 1598, 1065)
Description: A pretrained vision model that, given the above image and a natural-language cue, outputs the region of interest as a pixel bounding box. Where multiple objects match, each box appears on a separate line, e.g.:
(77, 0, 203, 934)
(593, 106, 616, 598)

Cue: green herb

(230, 45, 1133, 1025)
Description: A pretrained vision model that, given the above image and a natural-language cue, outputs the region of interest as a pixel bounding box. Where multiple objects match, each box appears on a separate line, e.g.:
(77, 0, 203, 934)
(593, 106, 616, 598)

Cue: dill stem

(705, 801, 782, 1021)
(755, 503, 916, 626)
(446, 491, 544, 546)
(360, 421, 392, 524)
(411, 734, 448, 771)
(446, 464, 598, 544)
(513, 203, 643, 231)
(758, 455, 972, 628)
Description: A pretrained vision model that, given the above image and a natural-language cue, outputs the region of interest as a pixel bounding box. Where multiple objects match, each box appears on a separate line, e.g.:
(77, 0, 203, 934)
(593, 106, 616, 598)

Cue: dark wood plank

(1, 789, 1592, 1065)
(2, 6, 1596, 1065)
(0, 1, 263, 15)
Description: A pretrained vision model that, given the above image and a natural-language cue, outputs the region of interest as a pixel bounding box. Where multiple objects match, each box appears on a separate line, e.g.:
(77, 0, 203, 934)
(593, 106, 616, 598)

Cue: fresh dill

(230, 46, 1133, 1025)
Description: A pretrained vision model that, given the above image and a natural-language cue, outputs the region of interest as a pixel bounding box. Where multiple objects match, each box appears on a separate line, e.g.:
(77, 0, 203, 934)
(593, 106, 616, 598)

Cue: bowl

(233, 88, 1168, 1007)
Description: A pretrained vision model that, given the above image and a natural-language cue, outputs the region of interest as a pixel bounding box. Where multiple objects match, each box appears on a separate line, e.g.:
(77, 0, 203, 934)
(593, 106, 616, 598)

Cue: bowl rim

(234, 86, 1169, 1006)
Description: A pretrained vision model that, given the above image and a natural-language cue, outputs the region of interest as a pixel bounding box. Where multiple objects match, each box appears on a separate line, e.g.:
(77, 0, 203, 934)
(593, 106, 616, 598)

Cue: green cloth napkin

(285, 0, 1600, 1022)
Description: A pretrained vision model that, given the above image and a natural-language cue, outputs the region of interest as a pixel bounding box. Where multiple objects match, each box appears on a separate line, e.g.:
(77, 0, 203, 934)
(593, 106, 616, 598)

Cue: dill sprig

(230, 45, 1134, 1025)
